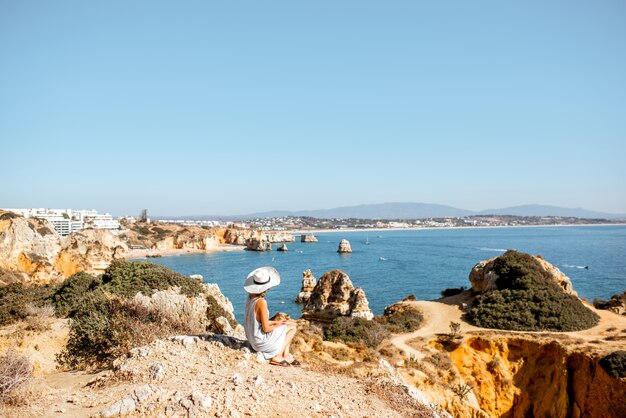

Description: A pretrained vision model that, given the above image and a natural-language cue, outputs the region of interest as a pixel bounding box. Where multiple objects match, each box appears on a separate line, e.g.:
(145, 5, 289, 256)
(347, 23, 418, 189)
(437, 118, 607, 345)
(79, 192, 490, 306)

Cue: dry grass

(0, 349, 32, 403)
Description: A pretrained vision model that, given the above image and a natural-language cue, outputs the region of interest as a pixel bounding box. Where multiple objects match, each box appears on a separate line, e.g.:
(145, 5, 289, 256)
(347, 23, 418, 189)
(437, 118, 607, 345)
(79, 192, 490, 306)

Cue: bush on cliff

(101, 260, 204, 298)
(324, 309, 423, 348)
(600, 351, 626, 379)
(53, 272, 103, 317)
(57, 261, 231, 369)
(58, 290, 201, 369)
(325, 317, 390, 349)
(0, 283, 56, 327)
(466, 251, 599, 331)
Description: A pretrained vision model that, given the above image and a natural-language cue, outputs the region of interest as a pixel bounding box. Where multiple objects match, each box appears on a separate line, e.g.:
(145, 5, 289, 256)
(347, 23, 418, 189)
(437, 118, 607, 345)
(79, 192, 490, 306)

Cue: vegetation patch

(53, 272, 103, 317)
(57, 290, 200, 369)
(0, 349, 32, 403)
(324, 308, 423, 349)
(599, 351, 626, 379)
(0, 283, 56, 327)
(101, 260, 204, 298)
(466, 251, 599, 331)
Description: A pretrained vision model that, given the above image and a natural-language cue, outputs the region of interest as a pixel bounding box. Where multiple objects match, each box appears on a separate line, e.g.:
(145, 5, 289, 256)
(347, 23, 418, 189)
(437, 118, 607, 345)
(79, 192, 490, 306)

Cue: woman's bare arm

(255, 298, 285, 333)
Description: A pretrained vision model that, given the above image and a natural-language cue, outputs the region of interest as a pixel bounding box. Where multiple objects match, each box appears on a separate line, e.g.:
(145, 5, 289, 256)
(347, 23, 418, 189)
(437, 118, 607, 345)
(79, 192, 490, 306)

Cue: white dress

(244, 296, 287, 360)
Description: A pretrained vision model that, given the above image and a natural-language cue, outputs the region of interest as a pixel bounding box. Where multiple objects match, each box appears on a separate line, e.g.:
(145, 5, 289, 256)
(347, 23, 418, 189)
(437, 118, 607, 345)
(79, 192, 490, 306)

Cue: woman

(243, 266, 300, 366)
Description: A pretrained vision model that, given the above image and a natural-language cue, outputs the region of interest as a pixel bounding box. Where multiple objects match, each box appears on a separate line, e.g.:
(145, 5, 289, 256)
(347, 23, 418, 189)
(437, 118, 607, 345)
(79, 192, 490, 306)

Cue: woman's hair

(250, 291, 267, 298)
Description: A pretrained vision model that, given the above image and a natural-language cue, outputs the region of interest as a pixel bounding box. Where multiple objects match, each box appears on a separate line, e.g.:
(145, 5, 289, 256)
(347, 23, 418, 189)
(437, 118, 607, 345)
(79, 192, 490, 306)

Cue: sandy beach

(125, 244, 244, 259)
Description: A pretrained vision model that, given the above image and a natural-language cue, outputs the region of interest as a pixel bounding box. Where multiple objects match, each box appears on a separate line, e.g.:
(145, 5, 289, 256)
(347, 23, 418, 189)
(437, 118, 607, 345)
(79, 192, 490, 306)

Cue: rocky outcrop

(0, 212, 64, 284)
(300, 234, 318, 243)
(295, 269, 316, 303)
(469, 253, 576, 296)
(337, 239, 352, 253)
(450, 336, 626, 418)
(302, 269, 373, 322)
(55, 229, 128, 277)
(245, 237, 271, 251)
(133, 283, 243, 337)
(277, 244, 288, 252)
(223, 229, 294, 246)
(0, 211, 129, 285)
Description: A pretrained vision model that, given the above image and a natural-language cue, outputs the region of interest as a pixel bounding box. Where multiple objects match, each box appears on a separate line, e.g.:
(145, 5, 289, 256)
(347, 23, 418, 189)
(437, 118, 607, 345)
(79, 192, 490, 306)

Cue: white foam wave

(477, 247, 507, 252)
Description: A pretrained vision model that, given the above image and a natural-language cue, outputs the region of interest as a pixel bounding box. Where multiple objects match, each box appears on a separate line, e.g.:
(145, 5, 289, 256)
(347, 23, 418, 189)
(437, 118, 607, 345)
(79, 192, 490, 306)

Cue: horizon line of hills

(153, 202, 626, 221)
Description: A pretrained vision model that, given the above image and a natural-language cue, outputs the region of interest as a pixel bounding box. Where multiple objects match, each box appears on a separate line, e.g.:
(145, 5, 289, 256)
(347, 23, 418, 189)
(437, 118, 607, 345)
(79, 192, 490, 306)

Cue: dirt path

(390, 300, 626, 359)
(390, 301, 478, 360)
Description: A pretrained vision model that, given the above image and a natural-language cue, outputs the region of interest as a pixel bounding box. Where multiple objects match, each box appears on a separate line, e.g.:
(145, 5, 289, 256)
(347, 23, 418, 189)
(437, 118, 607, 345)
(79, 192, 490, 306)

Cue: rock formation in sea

(300, 234, 318, 243)
(295, 269, 316, 303)
(469, 252, 577, 296)
(301, 269, 373, 322)
(245, 237, 272, 251)
(277, 244, 288, 252)
(337, 239, 352, 253)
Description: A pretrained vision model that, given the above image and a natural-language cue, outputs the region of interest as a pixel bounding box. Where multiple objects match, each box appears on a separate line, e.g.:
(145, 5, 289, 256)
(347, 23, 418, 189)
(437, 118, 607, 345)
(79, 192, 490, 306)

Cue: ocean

(137, 225, 626, 323)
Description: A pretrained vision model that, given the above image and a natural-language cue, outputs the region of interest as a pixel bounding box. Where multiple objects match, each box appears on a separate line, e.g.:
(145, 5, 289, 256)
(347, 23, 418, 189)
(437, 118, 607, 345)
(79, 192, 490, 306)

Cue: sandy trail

(390, 299, 626, 360)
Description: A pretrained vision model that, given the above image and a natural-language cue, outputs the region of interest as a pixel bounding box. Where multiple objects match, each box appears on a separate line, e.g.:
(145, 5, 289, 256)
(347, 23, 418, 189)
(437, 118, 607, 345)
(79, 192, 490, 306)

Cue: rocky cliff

(0, 211, 127, 285)
(222, 229, 295, 245)
(302, 269, 373, 322)
(449, 335, 626, 418)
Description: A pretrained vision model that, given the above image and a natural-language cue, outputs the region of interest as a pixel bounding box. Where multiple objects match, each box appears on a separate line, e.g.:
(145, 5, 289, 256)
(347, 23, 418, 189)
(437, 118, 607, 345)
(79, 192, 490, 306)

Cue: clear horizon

(2, 1, 625, 216)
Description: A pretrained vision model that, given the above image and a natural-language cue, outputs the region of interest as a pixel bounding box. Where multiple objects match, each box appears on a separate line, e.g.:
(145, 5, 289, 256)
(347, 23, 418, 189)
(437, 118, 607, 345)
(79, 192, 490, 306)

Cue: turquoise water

(138, 225, 626, 323)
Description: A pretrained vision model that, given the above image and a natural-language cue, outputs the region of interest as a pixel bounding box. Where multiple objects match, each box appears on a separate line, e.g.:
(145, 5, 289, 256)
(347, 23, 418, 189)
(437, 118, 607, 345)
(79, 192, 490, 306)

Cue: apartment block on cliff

(1, 208, 120, 236)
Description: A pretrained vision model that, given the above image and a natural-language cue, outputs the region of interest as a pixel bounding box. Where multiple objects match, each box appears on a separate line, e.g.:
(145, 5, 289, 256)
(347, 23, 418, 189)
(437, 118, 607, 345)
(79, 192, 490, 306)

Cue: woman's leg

(280, 323, 297, 360)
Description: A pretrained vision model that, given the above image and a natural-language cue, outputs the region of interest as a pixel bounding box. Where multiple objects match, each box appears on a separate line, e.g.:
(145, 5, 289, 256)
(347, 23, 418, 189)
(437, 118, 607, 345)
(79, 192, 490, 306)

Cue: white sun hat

(243, 266, 281, 294)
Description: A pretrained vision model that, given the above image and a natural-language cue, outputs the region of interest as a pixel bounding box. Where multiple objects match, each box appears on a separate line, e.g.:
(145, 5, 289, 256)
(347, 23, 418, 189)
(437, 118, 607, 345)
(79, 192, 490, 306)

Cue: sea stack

(300, 234, 318, 243)
(302, 269, 373, 322)
(337, 239, 352, 253)
(245, 237, 272, 251)
(277, 243, 288, 252)
(295, 269, 316, 303)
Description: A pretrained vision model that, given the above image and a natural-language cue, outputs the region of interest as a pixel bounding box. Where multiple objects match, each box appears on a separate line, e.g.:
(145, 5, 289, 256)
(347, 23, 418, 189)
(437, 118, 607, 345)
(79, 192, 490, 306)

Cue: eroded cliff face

(0, 211, 128, 285)
(449, 336, 626, 418)
(55, 229, 128, 277)
(222, 229, 295, 245)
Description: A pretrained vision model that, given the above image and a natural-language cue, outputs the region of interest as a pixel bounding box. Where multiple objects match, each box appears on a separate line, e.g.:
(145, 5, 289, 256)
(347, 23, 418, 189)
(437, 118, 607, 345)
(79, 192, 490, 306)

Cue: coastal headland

(1, 211, 625, 417)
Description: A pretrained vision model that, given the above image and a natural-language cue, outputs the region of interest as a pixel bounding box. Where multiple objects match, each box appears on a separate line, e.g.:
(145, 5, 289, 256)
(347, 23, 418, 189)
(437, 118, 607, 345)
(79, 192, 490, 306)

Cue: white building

(0, 208, 120, 236)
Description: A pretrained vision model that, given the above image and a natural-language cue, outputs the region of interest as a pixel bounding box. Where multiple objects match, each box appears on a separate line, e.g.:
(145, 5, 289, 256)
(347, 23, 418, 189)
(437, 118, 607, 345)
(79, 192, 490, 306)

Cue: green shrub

(58, 290, 198, 369)
(466, 251, 599, 331)
(599, 351, 626, 379)
(379, 309, 423, 334)
(0, 283, 56, 326)
(101, 260, 204, 298)
(53, 272, 103, 317)
(324, 317, 390, 349)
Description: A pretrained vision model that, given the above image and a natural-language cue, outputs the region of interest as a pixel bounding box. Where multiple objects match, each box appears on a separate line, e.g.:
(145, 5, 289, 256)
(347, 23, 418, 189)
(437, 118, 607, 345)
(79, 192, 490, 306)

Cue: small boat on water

(365, 235, 370, 245)
(379, 257, 387, 261)
(277, 244, 288, 252)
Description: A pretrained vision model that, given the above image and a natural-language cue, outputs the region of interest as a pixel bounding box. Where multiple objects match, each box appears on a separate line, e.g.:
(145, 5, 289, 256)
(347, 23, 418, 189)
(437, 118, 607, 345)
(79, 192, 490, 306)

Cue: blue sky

(1, 1, 625, 216)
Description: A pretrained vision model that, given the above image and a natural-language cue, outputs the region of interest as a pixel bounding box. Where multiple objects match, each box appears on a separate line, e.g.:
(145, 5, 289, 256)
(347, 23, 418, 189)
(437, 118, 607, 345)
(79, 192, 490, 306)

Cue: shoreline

(288, 223, 625, 235)
(125, 244, 244, 259)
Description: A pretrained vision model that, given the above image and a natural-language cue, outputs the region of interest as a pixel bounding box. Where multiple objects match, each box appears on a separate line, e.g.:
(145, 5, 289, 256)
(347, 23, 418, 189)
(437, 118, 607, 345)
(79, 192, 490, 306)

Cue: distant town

(1, 207, 624, 237)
